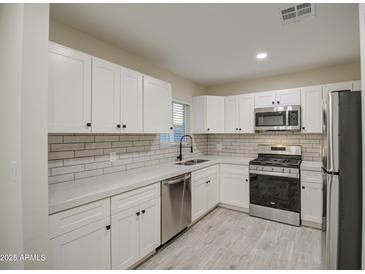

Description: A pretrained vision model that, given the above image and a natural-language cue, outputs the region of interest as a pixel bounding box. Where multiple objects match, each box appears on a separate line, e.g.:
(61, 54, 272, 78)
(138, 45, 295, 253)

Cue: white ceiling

(50, 3, 360, 86)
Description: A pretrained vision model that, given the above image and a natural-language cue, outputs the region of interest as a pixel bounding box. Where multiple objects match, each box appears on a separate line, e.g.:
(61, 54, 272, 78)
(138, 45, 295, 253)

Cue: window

(160, 101, 191, 144)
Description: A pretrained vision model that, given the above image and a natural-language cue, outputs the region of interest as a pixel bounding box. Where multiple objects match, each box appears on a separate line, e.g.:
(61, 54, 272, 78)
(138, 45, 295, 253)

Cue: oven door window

(255, 111, 286, 127)
(249, 173, 300, 212)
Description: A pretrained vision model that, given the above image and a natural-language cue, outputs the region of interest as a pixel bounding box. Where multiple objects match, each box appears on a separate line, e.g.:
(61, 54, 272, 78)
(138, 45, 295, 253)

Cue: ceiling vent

(280, 3, 315, 24)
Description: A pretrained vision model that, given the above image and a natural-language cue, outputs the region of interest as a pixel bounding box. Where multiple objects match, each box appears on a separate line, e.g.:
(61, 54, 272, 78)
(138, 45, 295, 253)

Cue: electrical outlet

(110, 152, 117, 162)
(216, 143, 222, 151)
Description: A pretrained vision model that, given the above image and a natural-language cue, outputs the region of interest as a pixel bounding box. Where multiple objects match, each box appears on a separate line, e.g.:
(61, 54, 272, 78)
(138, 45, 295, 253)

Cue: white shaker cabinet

(121, 68, 143, 133)
(48, 42, 92, 133)
(224, 94, 254, 134)
(143, 75, 172, 133)
(300, 85, 323, 133)
(191, 165, 219, 222)
(92, 57, 121, 133)
(254, 88, 300, 108)
(111, 183, 161, 269)
(49, 198, 111, 270)
(301, 169, 323, 229)
(193, 96, 224, 133)
(220, 164, 250, 210)
(238, 94, 255, 133)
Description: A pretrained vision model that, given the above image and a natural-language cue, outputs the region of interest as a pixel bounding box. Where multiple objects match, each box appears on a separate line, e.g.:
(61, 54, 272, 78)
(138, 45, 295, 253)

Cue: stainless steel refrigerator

(322, 90, 362, 269)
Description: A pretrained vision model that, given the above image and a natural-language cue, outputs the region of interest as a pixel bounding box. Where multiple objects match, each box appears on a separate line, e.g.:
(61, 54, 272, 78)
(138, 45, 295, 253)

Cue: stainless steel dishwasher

(161, 173, 191, 245)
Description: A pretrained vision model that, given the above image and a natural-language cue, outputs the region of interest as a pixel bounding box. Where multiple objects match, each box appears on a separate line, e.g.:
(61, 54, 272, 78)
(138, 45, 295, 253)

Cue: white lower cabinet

(301, 169, 323, 228)
(111, 183, 161, 269)
(191, 165, 219, 222)
(220, 164, 250, 210)
(49, 198, 111, 270)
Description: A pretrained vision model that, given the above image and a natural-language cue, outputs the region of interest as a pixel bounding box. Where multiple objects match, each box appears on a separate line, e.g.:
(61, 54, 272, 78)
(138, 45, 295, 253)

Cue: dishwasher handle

(163, 174, 191, 185)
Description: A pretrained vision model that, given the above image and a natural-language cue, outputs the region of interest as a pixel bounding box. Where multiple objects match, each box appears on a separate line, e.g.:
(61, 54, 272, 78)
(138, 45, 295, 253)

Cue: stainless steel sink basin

(175, 159, 209, 166)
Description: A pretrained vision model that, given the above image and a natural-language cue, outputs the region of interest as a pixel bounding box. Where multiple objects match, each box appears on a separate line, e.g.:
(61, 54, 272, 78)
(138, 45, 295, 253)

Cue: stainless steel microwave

(255, 105, 301, 131)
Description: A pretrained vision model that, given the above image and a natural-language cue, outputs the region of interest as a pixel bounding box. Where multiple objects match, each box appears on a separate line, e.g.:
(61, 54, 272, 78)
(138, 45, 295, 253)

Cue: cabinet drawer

(111, 183, 160, 215)
(192, 165, 219, 182)
(301, 170, 322, 184)
(49, 198, 110, 239)
(221, 164, 249, 176)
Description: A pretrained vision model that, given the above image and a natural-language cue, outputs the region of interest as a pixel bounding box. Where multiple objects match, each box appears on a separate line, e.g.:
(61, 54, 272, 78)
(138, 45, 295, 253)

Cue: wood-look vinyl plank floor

(137, 207, 325, 270)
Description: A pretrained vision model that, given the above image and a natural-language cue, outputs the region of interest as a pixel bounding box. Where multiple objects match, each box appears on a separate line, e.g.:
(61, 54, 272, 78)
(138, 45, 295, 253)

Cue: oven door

(249, 172, 300, 212)
(255, 108, 287, 130)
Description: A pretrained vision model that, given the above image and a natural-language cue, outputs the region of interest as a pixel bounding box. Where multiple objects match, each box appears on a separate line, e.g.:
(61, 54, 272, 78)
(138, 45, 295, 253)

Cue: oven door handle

(249, 170, 299, 178)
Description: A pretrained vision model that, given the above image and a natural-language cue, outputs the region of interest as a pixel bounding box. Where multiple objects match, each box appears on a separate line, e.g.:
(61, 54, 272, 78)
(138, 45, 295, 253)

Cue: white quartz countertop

(301, 160, 322, 172)
(49, 155, 253, 214)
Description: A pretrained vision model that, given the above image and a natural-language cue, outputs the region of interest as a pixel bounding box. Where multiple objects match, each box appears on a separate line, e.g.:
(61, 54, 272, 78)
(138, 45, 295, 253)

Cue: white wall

(0, 4, 49, 269)
(206, 62, 361, 95)
(49, 20, 206, 104)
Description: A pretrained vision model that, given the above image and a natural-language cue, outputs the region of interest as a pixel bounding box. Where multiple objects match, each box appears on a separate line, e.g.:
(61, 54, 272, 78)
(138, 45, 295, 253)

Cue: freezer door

(326, 173, 339, 270)
(322, 92, 339, 173)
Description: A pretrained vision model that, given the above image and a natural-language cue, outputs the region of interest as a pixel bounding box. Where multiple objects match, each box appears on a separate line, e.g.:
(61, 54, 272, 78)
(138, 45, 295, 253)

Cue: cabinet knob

(136, 212, 140, 216)
(86, 122, 91, 127)
(116, 124, 121, 128)
(277, 101, 280, 104)
(239, 128, 242, 131)
(207, 128, 210, 131)
(106, 225, 111, 230)
(141, 209, 146, 214)
(272, 101, 275, 105)
(302, 126, 305, 130)
(245, 179, 248, 182)
(122, 124, 127, 128)
(170, 126, 173, 130)
(302, 186, 305, 189)
(236, 128, 238, 131)
(206, 180, 210, 184)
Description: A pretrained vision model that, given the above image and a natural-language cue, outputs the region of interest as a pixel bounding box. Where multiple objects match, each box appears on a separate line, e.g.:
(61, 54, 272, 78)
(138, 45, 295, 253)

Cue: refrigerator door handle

(326, 173, 333, 268)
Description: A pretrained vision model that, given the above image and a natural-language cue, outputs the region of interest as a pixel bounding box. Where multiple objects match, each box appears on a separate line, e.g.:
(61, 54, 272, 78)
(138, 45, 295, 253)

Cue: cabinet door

(224, 96, 239, 133)
(254, 91, 276, 108)
(191, 178, 208, 221)
(220, 164, 248, 209)
(206, 96, 225, 133)
(111, 206, 140, 269)
(48, 42, 92, 133)
(322, 82, 353, 105)
(50, 218, 110, 270)
(301, 86, 323, 133)
(352, 80, 361, 91)
(143, 76, 172, 133)
(301, 181, 323, 224)
(92, 57, 121, 133)
(121, 68, 143, 133)
(238, 94, 255, 133)
(207, 173, 220, 209)
(275, 88, 301, 106)
(139, 198, 161, 258)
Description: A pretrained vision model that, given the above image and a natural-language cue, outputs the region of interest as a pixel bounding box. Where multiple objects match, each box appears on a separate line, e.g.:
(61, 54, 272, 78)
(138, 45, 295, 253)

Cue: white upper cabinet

(224, 96, 239, 133)
(254, 88, 300, 108)
(238, 94, 255, 133)
(121, 68, 143, 133)
(48, 42, 92, 133)
(301, 86, 323, 133)
(254, 91, 276, 108)
(193, 96, 224, 133)
(275, 88, 301, 106)
(143, 75, 172, 133)
(92, 57, 121, 133)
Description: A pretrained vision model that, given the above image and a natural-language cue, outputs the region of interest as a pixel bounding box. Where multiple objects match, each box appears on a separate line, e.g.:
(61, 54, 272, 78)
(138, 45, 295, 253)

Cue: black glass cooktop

(250, 156, 301, 168)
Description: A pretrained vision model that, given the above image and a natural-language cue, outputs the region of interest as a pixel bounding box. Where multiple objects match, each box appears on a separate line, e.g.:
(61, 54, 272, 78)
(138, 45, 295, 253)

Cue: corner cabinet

(48, 42, 92, 133)
(143, 76, 172, 133)
(192, 96, 224, 133)
(300, 85, 323, 133)
(224, 94, 255, 134)
(220, 164, 250, 211)
(191, 165, 220, 222)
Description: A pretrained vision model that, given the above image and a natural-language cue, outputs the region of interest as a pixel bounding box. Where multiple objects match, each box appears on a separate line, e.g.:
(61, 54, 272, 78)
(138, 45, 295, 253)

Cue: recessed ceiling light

(256, 52, 268, 60)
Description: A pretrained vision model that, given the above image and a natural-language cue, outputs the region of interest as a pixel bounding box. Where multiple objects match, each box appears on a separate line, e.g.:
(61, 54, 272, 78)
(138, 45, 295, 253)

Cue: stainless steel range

(249, 144, 302, 226)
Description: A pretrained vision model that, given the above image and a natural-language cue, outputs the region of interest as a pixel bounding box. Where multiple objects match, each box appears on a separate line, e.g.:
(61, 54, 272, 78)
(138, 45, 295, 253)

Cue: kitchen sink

(175, 159, 209, 166)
